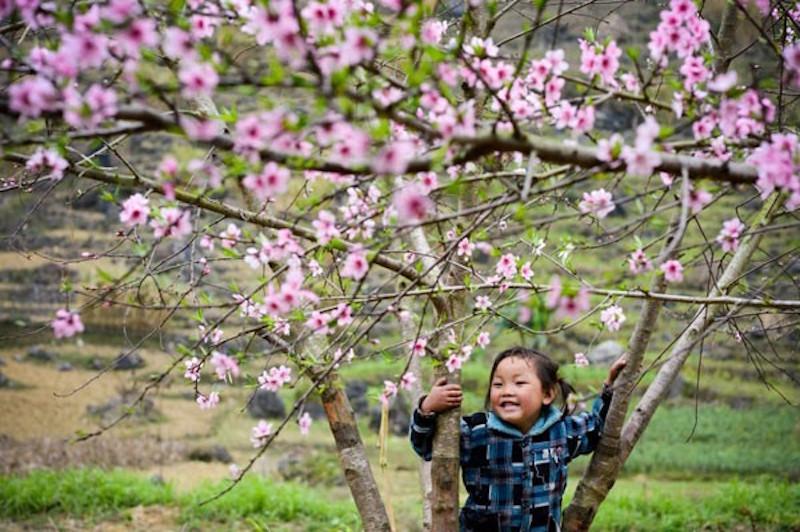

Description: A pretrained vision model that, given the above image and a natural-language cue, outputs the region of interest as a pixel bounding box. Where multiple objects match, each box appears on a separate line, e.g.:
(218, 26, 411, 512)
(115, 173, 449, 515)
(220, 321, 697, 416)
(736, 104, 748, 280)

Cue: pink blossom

(162, 27, 197, 61)
(545, 275, 562, 309)
(628, 249, 653, 274)
(120, 193, 149, 227)
(495, 253, 518, 279)
(474, 295, 492, 311)
(301, 1, 345, 36)
(102, 0, 141, 23)
(380, 380, 398, 406)
(258, 365, 292, 392)
(661, 259, 684, 283)
(373, 141, 415, 175)
(716, 218, 746, 253)
(622, 145, 661, 177)
(421, 19, 446, 44)
(333, 303, 353, 327)
(574, 352, 589, 367)
(116, 18, 158, 58)
(457, 238, 475, 258)
(520, 262, 534, 281)
(707, 70, 737, 92)
(688, 187, 712, 213)
(63, 84, 118, 129)
(679, 55, 709, 91)
(60, 32, 109, 71)
(26, 148, 68, 181)
(309, 260, 324, 277)
(544, 77, 565, 106)
(150, 208, 192, 239)
(250, 420, 273, 447)
(596, 134, 624, 168)
(197, 391, 220, 410)
(210, 351, 240, 382)
(184, 357, 203, 382)
(555, 288, 591, 320)
(183, 117, 222, 141)
(411, 337, 427, 357)
(305, 310, 330, 335)
(373, 86, 404, 107)
(784, 43, 800, 88)
(242, 162, 291, 202)
(52, 309, 84, 339)
(8, 77, 59, 118)
(579, 188, 615, 219)
(313, 210, 341, 244)
(298, 412, 312, 435)
(445, 354, 463, 373)
(400, 372, 417, 391)
(417, 171, 439, 193)
(393, 183, 432, 222)
(179, 62, 219, 99)
(340, 27, 378, 66)
(476, 331, 491, 348)
(341, 248, 369, 280)
(600, 305, 626, 332)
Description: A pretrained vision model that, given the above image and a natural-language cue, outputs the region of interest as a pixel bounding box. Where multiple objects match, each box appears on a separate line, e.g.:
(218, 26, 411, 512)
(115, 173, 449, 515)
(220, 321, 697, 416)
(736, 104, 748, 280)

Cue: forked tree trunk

(563, 192, 782, 531)
(320, 373, 392, 531)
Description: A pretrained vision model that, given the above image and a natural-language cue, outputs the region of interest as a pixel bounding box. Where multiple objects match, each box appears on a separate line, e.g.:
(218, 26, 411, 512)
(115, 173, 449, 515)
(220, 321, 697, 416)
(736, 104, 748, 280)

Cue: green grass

(0, 468, 173, 518)
(565, 477, 800, 531)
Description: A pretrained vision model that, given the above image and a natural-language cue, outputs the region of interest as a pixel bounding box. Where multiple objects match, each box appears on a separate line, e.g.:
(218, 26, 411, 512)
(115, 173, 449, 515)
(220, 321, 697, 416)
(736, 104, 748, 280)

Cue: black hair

(483, 346, 576, 416)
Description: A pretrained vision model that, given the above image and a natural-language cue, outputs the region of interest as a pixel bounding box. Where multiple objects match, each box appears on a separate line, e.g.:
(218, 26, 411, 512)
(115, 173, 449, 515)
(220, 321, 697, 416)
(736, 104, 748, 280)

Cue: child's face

(489, 356, 555, 433)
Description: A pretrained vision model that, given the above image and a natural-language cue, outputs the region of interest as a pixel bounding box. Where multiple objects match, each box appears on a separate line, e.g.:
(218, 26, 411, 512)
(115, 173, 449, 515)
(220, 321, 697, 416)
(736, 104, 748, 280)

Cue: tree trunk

(320, 373, 392, 531)
(430, 364, 461, 531)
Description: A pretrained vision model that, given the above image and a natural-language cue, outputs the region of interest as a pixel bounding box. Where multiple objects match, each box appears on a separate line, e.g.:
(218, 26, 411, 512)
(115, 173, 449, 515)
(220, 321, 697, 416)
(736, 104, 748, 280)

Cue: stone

(87, 389, 159, 425)
(301, 400, 326, 420)
(26, 345, 57, 363)
(112, 351, 145, 371)
(344, 380, 369, 416)
(247, 389, 286, 419)
(368, 394, 411, 437)
(0, 371, 11, 388)
(88, 357, 105, 370)
(57, 362, 73, 372)
(187, 445, 233, 464)
(0, 356, 5, 366)
(587, 340, 625, 366)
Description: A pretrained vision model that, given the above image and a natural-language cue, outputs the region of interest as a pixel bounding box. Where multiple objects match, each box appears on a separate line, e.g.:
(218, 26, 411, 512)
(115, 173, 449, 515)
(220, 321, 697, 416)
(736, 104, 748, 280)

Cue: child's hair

(484, 346, 576, 415)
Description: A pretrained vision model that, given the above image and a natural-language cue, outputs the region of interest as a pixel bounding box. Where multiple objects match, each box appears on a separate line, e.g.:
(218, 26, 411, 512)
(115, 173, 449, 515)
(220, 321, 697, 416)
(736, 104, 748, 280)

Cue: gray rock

(88, 357, 105, 370)
(368, 394, 411, 437)
(87, 389, 159, 425)
(0, 356, 5, 366)
(26, 345, 57, 363)
(112, 351, 145, 371)
(188, 445, 233, 464)
(587, 340, 625, 366)
(57, 362, 73, 372)
(0, 371, 11, 388)
(302, 400, 326, 420)
(345, 380, 369, 416)
(247, 389, 286, 419)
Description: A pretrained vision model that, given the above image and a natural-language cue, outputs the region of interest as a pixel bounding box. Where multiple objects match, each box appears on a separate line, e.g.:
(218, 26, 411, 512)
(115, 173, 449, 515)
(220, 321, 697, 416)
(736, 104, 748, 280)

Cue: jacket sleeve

(564, 384, 613, 461)
(409, 401, 438, 461)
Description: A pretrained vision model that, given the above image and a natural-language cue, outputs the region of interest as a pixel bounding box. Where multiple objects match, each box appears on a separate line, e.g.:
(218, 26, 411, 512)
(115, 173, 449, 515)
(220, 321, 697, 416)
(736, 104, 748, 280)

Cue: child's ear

(542, 386, 557, 406)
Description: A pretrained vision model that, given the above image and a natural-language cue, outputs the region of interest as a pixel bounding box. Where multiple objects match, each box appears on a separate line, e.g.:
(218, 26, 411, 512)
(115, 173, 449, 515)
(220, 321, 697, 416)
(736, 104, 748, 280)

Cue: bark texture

(430, 364, 461, 531)
(321, 375, 392, 532)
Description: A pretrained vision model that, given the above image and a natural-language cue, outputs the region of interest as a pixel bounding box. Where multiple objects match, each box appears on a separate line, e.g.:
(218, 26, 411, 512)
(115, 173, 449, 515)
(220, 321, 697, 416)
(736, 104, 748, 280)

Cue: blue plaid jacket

(409, 387, 612, 532)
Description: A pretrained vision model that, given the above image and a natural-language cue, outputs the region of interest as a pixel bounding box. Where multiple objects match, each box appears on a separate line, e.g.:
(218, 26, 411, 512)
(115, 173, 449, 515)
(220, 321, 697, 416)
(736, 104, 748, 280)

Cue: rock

(277, 449, 344, 486)
(88, 357, 105, 370)
(87, 389, 159, 425)
(112, 351, 145, 371)
(0, 371, 11, 388)
(0, 356, 5, 366)
(57, 362, 73, 372)
(188, 445, 233, 464)
(587, 341, 625, 366)
(26, 345, 57, 363)
(149, 474, 166, 486)
(345, 380, 369, 416)
(247, 389, 286, 419)
(368, 394, 411, 437)
(301, 400, 326, 420)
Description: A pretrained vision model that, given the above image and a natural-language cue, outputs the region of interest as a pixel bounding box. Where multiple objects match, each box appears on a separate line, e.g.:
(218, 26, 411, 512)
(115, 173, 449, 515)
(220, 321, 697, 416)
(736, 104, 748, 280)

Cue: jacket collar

(487, 405, 561, 438)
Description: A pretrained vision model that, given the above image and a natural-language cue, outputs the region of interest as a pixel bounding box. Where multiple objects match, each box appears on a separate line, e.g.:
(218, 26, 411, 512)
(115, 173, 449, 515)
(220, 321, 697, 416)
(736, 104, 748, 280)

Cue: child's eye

(492, 382, 502, 387)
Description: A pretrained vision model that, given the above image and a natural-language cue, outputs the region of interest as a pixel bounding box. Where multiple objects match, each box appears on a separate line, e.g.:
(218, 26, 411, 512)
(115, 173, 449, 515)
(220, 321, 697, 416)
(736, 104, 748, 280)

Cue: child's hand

(420, 377, 462, 414)
(605, 355, 628, 386)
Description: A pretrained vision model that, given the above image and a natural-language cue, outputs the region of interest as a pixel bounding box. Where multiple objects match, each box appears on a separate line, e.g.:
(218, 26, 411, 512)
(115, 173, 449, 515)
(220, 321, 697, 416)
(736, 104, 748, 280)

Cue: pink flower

(574, 352, 589, 367)
(60, 32, 109, 71)
(380, 380, 398, 406)
(26, 148, 68, 181)
(340, 27, 378, 66)
(411, 337, 427, 357)
(661, 259, 684, 283)
(184, 357, 203, 382)
(219, 223, 241, 249)
(242, 162, 291, 202)
(417, 171, 439, 193)
(400, 372, 417, 391)
(250, 420, 273, 447)
(120, 193, 149, 227)
(520, 262, 534, 281)
(579, 189, 615, 219)
(305, 310, 330, 335)
(707, 70, 737, 92)
(421, 19, 446, 44)
(373, 141, 415, 175)
(688, 187, 712, 213)
(628, 249, 653, 274)
(457, 238, 475, 258)
(210, 351, 240, 382)
(474, 295, 492, 311)
(162, 27, 196, 60)
(393, 183, 432, 223)
(197, 391, 220, 410)
(341, 248, 369, 280)
(445, 354, 463, 373)
(476, 331, 491, 348)
(596, 134, 623, 167)
(716, 218, 746, 253)
(8, 77, 59, 118)
(150, 208, 192, 239)
(298, 412, 312, 435)
(179, 62, 219, 99)
(622, 145, 661, 177)
(313, 210, 341, 244)
(102, 0, 141, 23)
(545, 275, 562, 309)
(116, 17, 158, 58)
(309, 260, 324, 277)
(495, 253, 518, 279)
(183, 117, 222, 141)
(555, 288, 591, 320)
(52, 309, 84, 339)
(600, 305, 626, 332)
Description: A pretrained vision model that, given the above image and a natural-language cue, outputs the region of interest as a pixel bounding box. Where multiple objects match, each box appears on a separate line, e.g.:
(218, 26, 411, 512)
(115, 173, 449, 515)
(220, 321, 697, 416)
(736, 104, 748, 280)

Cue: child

(409, 346, 627, 532)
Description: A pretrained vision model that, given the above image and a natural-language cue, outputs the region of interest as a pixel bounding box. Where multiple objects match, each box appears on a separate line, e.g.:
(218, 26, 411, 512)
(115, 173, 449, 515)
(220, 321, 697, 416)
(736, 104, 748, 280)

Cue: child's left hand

(604, 355, 628, 386)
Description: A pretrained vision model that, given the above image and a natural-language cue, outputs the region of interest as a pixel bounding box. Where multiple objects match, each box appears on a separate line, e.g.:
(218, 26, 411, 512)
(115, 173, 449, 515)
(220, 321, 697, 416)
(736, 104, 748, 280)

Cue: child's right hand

(420, 377, 462, 414)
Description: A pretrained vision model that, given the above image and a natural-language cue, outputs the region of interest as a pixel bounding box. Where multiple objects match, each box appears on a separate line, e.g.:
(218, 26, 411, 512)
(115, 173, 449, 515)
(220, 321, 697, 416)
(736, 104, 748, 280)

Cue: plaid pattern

(410, 387, 612, 532)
